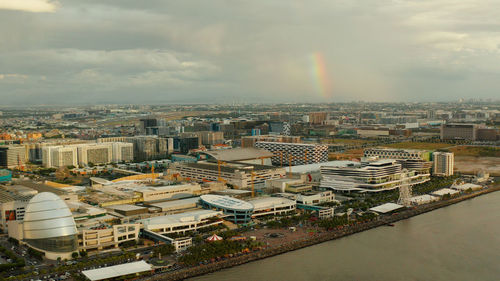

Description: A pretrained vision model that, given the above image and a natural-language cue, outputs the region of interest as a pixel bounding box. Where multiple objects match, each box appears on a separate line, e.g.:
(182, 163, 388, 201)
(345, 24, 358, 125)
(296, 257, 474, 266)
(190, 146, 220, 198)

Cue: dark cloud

(0, 0, 499, 104)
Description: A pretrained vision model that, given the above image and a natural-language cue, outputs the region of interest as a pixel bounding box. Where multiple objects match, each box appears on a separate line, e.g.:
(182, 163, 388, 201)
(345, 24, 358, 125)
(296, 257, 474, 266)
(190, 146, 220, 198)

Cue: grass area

(384, 142, 451, 150)
(449, 146, 500, 157)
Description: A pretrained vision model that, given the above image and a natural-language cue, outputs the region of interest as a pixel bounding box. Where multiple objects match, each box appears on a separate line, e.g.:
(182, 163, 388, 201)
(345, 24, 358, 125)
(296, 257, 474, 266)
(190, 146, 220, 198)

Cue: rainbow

(310, 52, 332, 99)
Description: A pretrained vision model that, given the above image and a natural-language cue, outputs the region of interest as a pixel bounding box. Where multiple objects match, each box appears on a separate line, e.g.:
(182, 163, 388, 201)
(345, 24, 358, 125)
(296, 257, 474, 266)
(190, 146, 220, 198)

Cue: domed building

(23, 192, 78, 259)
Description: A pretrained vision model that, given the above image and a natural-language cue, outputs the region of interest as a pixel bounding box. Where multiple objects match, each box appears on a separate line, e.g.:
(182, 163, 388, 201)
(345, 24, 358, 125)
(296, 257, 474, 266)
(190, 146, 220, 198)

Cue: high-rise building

(42, 146, 78, 168)
(0, 145, 27, 169)
(77, 143, 112, 166)
(174, 136, 199, 154)
(255, 142, 328, 166)
(111, 142, 134, 163)
(139, 118, 158, 134)
(433, 152, 454, 176)
(98, 136, 172, 161)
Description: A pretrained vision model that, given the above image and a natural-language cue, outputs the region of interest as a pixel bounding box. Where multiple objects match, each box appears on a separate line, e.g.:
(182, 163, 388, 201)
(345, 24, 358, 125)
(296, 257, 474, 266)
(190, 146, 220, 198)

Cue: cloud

(0, 0, 500, 104)
(0, 0, 58, 13)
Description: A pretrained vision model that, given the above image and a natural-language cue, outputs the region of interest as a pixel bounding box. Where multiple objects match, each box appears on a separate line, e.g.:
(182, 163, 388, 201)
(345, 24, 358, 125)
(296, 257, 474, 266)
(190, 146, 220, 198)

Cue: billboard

(5, 210, 16, 221)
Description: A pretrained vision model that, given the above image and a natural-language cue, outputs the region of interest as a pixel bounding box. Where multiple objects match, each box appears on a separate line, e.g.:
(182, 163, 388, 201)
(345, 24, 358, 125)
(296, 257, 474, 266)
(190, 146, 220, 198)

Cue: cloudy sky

(0, 0, 499, 105)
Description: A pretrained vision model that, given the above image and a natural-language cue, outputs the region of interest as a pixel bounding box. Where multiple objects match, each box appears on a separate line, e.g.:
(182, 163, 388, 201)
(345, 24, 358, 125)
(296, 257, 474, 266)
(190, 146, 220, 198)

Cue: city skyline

(1, 1, 500, 104)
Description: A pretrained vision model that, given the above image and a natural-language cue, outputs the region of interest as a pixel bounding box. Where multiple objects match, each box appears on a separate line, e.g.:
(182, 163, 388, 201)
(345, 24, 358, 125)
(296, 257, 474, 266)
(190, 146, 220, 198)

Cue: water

(191, 192, 500, 281)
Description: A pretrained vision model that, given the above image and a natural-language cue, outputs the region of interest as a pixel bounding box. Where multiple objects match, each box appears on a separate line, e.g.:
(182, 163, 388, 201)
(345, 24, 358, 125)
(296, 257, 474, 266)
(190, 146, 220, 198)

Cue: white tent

(206, 234, 223, 242)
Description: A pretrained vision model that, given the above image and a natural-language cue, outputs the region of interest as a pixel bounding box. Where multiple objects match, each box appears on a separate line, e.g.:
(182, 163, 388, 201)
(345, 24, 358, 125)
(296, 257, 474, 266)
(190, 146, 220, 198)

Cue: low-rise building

(140, 209, 223, 235)
(200, 195, 254, 224)
(248, 197, 296, 218)
(170, 161, 286, 189)
(320, 160, 430, 192)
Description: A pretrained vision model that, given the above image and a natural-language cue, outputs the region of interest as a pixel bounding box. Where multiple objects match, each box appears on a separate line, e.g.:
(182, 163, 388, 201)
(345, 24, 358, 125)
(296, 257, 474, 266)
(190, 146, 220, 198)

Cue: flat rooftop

(203, 148, 273, 161)
(290, 161, 358, 174)
(82, 261, 152, 281)
(140, 209, 221, 226)
(369, 203, 404, 213)
(179, 161, 279, 172)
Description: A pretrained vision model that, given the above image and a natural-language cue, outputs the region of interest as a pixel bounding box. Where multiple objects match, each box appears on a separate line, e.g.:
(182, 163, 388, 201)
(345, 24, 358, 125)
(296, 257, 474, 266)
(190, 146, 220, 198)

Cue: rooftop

(179, 161, 279, 172)
(200, 194, 254, 211)
(202, 148, 273, 161)
(369, 203, 404, 213)
(290, 160, 358, 174)
(140, 209, 221, 227)
(82, 261, 152, 281)
(248, 197, 295, 209)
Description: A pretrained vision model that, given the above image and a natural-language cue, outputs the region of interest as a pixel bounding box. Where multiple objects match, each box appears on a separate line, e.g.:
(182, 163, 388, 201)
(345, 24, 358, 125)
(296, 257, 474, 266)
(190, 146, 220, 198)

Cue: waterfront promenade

(145, 186, 500, 281)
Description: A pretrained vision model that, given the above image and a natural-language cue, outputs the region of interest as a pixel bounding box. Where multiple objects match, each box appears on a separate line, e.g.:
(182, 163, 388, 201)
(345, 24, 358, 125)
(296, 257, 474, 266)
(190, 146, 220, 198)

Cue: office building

(0, 145, 27, 169)
(255, 142, 328, 166)
(433, 152, 454, 176)
(440, 123, 477, 140)
(174, 136, 199, 154)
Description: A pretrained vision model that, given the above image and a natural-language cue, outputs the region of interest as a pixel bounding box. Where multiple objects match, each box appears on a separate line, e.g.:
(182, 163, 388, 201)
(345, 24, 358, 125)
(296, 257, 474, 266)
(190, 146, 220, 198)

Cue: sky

(0, 0, 500, 105)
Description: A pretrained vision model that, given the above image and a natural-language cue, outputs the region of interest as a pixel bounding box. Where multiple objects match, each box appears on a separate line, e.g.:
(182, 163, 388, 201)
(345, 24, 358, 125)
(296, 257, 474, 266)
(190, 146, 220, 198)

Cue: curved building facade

(200, 195, 253, 224)
(23, 192, 78, 255)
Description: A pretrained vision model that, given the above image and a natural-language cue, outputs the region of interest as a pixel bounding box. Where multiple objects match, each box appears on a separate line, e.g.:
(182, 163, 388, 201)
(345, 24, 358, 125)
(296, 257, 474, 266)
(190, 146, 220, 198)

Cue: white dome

(23, 192, 77, 240)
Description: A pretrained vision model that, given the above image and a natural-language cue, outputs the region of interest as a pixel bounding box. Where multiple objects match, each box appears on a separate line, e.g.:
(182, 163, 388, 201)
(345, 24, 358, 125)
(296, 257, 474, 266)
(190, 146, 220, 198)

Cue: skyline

(2, 1, 500, 104)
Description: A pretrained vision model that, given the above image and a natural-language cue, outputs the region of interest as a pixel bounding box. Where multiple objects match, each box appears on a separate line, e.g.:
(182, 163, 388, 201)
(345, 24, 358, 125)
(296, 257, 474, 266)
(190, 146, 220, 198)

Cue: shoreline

(148, 187, 500, 281)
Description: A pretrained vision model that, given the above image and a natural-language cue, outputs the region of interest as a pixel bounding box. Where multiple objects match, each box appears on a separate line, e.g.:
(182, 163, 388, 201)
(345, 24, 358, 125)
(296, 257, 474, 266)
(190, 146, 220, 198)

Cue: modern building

(295, 191, 335, 205)
(193, 131, 225, 146)
(433, 152, 454, 176)
(241, 135, 301, 148)
(0, 145, 27, 169)
(200, 148, 274, 166)
(255, 142, 328, 166)
(364, 148, 431, 161)
(79, 224, 141, 251)
(320, 160, 430, 192)
(200, 195, 254, 224)
(42, 145, 78, 168)
(22, 192, 78, 260)
(170, 161, 286, 189)
(174, 136, 199, 154)
(0, 186, 35, 232)
(248, 197, 296, 218)
(140, 209, 223, 235)
(440, 123, 477, 140)
(77, 143, 113, 166)
(111, 142, 134, 163)
(98, 136, 173, 161)
(363, 148, 433, 175)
